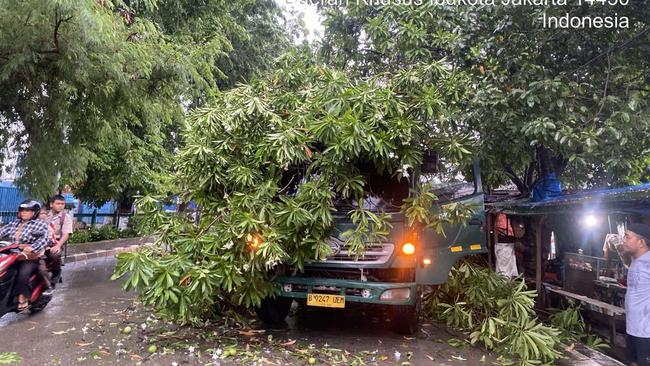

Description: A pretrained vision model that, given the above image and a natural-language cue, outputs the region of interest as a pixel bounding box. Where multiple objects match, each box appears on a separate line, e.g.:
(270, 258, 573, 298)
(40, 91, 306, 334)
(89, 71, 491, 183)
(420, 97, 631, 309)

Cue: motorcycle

(0, 242, 52, 316)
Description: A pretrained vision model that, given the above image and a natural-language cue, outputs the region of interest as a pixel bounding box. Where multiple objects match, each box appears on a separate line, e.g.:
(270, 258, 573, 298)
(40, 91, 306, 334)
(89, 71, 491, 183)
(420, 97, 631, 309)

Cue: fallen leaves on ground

(280, 339, 296, 346)
(26, 298, 494, 366)
(0, 352, 22, 365)
(52, 327, 76, 335)
(239, 329, 266, 336)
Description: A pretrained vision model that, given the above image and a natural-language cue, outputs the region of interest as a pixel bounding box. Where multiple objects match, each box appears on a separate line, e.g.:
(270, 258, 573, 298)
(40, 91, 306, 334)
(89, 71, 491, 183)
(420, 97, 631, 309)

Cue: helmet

(18, 199, 42, 221)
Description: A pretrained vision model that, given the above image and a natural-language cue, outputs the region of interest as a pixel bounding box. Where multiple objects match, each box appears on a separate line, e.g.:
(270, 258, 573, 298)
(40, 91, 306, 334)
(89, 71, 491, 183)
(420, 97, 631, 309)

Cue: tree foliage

(142, 0, 294, 91)
(113, 53, 477, 322)
(425, 262, 563, 366)
(0, 0, 293, 203)
(318, 3, 650, 193)
(111, 4, 650, 323)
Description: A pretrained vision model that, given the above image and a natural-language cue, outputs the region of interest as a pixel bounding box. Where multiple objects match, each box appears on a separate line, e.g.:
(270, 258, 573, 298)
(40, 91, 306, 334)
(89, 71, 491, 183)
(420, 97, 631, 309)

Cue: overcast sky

(278, 0, 324, 42)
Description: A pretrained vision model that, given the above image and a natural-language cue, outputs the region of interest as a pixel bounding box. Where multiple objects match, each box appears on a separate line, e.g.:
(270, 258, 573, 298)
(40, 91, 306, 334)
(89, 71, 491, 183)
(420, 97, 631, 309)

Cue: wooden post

(609, 315, 616, 346)
(535, 217, 544, 304)
(487, 213, 494, 269)
(113, 206, 119, 229)
(492, 213, 499, 270)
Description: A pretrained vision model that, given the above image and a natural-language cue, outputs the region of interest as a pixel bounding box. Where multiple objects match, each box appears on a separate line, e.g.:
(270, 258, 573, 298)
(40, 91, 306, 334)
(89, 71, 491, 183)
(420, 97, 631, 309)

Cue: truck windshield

(332, 161, 476, 213)
(333, 171, 410, 213)
(420, 161, 476, 204)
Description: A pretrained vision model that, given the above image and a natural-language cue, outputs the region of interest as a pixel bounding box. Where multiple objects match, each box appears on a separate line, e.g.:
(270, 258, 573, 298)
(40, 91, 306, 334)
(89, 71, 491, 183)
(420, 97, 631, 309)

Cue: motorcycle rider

(0, 200, 50, 312)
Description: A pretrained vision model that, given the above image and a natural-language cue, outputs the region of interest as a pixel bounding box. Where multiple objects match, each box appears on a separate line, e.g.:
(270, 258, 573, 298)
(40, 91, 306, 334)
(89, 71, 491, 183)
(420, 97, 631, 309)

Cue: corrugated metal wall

(0, 181, 124, 226)
(0, 181, 26, 209)
(0, 181, 27, 223)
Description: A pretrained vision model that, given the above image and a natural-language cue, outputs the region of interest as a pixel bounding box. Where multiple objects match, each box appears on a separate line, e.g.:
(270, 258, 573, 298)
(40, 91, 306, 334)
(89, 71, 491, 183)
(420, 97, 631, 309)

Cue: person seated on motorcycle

(37, 207, 54, 290)
(0, 200, 50, 312)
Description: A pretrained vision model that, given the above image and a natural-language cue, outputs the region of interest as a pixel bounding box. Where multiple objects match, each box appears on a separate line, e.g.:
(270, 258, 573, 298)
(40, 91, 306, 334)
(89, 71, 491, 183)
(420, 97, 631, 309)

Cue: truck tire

(390, 304, 420, 335)
(256, 297, 292, 325)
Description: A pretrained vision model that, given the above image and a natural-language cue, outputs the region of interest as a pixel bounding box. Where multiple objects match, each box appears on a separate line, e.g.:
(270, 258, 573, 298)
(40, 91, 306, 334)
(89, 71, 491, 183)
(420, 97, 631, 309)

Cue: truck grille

(322, 241, 394, 264)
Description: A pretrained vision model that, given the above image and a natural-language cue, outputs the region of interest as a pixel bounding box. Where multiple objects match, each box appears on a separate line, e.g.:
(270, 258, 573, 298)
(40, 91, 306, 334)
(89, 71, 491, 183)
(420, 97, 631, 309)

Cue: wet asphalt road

(0, 257, 495, 365)
(0, 256, 134, 364)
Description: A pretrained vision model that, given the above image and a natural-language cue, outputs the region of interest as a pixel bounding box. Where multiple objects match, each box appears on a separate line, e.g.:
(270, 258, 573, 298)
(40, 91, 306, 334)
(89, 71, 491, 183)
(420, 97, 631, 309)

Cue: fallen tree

(112, 53, 478, 323)
(425, 262, 608, 366)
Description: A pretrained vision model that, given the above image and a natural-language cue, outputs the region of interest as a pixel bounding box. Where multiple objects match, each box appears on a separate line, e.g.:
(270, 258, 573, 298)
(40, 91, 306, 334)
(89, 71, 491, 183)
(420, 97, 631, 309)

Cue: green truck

(257, 160, 487, 333)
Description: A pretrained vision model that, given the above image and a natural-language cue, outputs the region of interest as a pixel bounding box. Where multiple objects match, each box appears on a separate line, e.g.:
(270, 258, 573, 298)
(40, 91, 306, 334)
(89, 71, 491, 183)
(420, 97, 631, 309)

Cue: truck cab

(257, 160, 487, 333)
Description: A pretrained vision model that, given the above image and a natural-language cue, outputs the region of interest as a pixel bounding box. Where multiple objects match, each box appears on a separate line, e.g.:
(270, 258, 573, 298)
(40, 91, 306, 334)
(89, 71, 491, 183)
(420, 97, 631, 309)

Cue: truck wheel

(390, 304, 420, 335)
(256, 297, 292, 325)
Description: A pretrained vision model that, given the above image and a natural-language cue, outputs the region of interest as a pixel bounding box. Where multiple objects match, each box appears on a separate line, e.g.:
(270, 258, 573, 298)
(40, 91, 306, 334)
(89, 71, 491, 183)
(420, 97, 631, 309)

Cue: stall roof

(486, 183, 650, 216)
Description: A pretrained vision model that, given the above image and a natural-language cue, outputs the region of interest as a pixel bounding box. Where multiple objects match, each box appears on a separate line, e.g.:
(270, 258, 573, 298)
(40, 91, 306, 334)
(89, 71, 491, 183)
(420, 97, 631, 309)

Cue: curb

(64, 244, 142, 263)
(559, 343, 625, 366)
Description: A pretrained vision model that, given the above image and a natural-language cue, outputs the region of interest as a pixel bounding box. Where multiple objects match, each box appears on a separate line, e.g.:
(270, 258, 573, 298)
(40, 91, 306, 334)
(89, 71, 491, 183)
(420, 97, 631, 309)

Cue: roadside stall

(484, 183, 650, 345)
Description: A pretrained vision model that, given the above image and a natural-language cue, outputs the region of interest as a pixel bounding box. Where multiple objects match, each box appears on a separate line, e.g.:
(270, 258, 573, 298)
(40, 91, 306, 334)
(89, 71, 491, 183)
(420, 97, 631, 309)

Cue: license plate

(307, 293, 345, 308)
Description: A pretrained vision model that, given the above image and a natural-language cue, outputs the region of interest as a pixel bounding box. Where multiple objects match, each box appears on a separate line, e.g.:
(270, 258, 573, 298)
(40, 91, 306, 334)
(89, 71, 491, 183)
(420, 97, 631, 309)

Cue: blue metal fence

(0, 181, 126, 226)
(0, 182, 27, 213)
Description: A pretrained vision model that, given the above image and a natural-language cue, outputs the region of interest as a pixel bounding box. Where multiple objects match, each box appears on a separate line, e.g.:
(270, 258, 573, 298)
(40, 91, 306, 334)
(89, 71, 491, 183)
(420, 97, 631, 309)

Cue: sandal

(17, 296, 29, 312)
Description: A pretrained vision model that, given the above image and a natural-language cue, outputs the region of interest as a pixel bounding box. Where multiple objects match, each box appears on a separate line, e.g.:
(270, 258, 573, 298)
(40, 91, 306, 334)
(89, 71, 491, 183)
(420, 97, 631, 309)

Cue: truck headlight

(401, 242, 415, 255)
(247, 233, 263, 250)
(379, 288, 411, 301)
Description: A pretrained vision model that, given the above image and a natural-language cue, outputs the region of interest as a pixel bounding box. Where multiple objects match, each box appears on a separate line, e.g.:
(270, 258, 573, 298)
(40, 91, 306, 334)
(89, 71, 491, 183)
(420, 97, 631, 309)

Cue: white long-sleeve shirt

(626, 251, 650, 337)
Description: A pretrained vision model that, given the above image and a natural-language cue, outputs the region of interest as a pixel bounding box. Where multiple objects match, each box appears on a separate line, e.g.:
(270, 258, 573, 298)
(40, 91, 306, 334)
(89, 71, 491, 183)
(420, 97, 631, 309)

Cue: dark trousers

(45, 249, 63, 284)
(13, 261, 38, 299)
(628, 334, 650, 366)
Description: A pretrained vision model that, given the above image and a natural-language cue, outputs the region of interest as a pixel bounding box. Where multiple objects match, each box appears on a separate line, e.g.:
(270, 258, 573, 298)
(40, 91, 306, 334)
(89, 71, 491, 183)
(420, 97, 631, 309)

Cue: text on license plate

(307, 294, 345, 308)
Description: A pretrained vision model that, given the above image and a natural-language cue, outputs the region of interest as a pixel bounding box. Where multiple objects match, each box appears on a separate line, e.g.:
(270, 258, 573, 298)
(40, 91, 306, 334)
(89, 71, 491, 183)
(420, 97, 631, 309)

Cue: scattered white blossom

(223, 241, 234, 250)
(188, 346, 195, 354)
(394, 351, 401, 361)
(388, 152, 395, 159)
(401, 164, 411, 178)
(140, 323, 147, 330)
(243, 263, 250, 272)
(172, 362, 179, 366)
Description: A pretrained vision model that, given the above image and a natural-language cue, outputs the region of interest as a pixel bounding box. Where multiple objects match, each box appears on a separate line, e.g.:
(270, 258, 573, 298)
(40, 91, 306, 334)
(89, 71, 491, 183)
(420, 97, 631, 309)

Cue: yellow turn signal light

(401, 242, 416, 255)
(422, 258, 432, 265)
(247, 233, 263, 250)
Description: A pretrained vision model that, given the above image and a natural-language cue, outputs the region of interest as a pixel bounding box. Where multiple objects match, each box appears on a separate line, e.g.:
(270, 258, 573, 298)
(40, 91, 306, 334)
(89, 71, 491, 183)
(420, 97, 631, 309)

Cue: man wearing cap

(621, 223, 650, 366)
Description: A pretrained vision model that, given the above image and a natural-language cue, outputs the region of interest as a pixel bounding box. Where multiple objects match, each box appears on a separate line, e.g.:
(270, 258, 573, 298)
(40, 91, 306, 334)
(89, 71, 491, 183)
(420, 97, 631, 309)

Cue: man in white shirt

(621, 223, 650, 366)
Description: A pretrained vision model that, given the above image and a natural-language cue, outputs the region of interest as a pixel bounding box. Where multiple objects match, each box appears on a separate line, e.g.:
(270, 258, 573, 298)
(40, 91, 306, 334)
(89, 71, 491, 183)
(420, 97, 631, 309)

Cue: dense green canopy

(0, 0, 293, 203)
(318, 3, 650, 193)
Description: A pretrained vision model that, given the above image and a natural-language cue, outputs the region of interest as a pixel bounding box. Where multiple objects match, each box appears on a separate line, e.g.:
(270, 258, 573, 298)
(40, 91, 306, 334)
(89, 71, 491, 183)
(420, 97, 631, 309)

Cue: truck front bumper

(274, 276, 417, 306)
